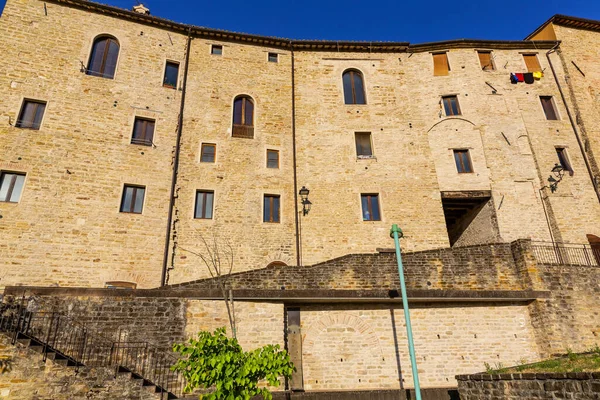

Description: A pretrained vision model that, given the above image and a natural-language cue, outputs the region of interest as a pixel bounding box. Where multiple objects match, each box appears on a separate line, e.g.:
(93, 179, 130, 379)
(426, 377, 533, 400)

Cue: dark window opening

(268, 52, 278, 63)
(355, 132, 373, 157)
(556, 147, 573, 173)
(441, 191, 499, 247)
(163, 61, 179, 88)
(232, 96, 254, 138)
(342, 70, 366, 105)
(263, 194, 280, 223)
(120, 185, 145, 214)
(194, 190, 214, 219)
(0, 172, 26, 203)
(361, 194, 381, 221)
(540, 96, 558, 120)
(200, 143, 216, 163)
(16, 100, 46, 130)
(267, 149, 279, 168)
(131, 118, 155, 146)
(454, 150, 473, 173)
(87, 36, 119, 79)
(211, 45, 223, 55)
(442, 95, 461, 116)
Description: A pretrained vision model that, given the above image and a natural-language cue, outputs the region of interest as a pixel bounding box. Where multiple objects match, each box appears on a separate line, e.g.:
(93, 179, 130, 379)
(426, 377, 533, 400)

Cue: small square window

(16, 100, 46, 130)
(355, 132, 373, 157)
(556, 147, 573, 173)
(0, 172, 26, 203)
(540, 96, 559, 120)
(442, 95, 461, 116)
(200, 143, 216, 163)
(268, 52, 278, 63)
(267, 149, 279, 169)
(523, 54, 541, 72)
(120, 185, 145, 214)
(211, 45, 223, 55)
(477, 51, 495, 71)
(361, 194, 381, 221)
(453, 150, 473, 173)
(131, 117, 155, 146)
(433, 52, 450, 76)
(194, 190, 214, 219)
(163, 61, 179, 89)
(263, 194, 280, 223)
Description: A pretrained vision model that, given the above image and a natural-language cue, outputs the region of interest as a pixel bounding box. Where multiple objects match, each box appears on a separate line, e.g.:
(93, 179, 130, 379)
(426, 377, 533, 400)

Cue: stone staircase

(0, 297, 183, 399)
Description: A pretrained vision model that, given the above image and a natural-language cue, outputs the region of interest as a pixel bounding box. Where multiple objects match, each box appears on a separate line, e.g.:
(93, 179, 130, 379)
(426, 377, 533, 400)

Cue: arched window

(342, 69, 366, 105)
(87, 36, 120, 79)
(232, 95, 254, 138)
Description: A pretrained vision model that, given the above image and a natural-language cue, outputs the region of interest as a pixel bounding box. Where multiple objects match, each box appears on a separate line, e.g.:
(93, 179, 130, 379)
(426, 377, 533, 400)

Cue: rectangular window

(442, 95, 461, 116)
(540, 96, 558, 120)
(523, 54, 541, 72)
(0, 172, 26, 203)
(200, 143, 216, 163)
(453, 150, 473, 173)
(433, 52, 450, 76)
(211, 45, 223, 55)
(163, 61, 179, 89)
(355, 132, 373, 157)
(361, 194, 381, 221)
(268, 52, 278, 63)
(194, 190, 214, 219)
(16, 100, 46, 130)
(556, 147, 573, 173)
(120, 185, 145, 214)
(267, 149, 279, 169)
(477, 51, 495, 71)
(131, 117, 155, 146)
(263, 194, 280, 223)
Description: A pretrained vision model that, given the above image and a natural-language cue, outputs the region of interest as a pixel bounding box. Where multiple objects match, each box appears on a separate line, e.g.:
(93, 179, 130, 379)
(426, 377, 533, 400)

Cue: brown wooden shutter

(478, 52, 494, 70)
(433, 53, 449, 76)
(523, 54, 541, 72)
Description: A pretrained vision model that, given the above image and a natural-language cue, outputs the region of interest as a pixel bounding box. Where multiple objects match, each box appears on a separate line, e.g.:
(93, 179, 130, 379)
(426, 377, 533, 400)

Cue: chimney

(132, 4, 150, 15)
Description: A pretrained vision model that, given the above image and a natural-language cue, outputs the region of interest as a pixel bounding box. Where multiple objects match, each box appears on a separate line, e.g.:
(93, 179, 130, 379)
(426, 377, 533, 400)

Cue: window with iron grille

(163, 61, 179, 89)
(453, 150, 473, 173)
(342, 69, 366, 105)
(194, 190, 214, 219)
(0, 172, 26, 203)
(355, 132, 373, 157)
(442, 95, 461, 116)
(267, 149, 279, 168)
(200, 143, 216, 163)
(361, 194, 381, 221)
(16, 100, 46, 130)
(120, 185, 145, 214)
(87, 36, 119, 79)
(540, 96, 559, 120)
(131, 118, 155, 146)
(263, 194, 280, 223)
(232, 96, 254, 138)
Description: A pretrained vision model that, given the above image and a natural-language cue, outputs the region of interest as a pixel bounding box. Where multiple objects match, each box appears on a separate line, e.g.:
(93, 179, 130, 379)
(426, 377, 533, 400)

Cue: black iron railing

(0, 297, 183, 398)
(531, 241, 600, 266)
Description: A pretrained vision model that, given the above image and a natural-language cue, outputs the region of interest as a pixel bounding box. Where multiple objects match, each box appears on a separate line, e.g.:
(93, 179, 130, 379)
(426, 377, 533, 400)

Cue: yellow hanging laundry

(533, 71, 543, 80)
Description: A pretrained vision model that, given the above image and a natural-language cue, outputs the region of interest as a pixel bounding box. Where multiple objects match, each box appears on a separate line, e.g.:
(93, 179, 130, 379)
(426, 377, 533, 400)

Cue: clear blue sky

(1, 0, 599, 43)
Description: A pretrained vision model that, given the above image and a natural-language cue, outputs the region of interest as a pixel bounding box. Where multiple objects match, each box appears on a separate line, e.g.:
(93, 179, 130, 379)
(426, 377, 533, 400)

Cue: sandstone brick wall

(300, 302, 540, 390)
(457, 372, 600, 400)
(0, 334, 161, 399)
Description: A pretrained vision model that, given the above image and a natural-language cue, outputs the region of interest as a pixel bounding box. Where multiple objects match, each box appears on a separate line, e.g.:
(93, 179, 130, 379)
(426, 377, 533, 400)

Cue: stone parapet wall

(457, 372, 600, 400)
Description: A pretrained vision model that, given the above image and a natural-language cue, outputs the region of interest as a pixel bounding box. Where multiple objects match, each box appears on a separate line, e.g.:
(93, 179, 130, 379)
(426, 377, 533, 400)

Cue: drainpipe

(290, 41, 301, 267)
(160, 27, 192, 287)
(546, 44, 600, 204)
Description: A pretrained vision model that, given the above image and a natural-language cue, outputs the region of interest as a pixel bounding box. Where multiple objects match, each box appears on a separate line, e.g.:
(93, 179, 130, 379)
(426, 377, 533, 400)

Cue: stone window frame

(231, 94, 256, 139)
(200, 143, 217, 163)
(85, 34, 121, 80)
(211, 44, 223, 56)
(194, 190, 215, 220)
(360, 193, 383, 222)
(555, 146, 574, 175)
(268, 52, 279, 63)
(521, 52, 542, 73)
(342, 68, 367, 105)
(15, 98, 48, 130)
(119, 184, 146, 214)
(266, 149, 280, 169)
(263, 193, 282, 223)
(453, 149, 474, 174)
(432, 51, 451, 76)
(540, 95, 560, 121)
(130, 116, 156, 147)
(441, 94, 462, 117)
(355, 132, 375, 159)
(476, 49, 496, 71)
(162, 59, 180, 89)
(0, 170, 27, 203)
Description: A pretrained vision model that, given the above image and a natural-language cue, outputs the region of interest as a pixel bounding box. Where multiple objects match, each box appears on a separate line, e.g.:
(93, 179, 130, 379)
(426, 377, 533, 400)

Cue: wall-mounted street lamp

(548, 163, 565, 193)
(299, 186, 311, 216)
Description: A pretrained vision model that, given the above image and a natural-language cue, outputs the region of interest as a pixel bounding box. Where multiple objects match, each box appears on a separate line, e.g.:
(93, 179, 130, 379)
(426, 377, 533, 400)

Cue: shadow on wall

(267, 388, 460, 399)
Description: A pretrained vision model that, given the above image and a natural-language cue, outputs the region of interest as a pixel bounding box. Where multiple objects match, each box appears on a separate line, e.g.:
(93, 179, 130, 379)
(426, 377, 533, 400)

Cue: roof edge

(526, 14, 600, 40)
(409, 39, 559, 52)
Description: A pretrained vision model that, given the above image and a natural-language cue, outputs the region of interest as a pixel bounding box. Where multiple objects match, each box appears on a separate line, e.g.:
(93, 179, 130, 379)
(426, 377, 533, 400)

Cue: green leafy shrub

(172, 327, 294, 400)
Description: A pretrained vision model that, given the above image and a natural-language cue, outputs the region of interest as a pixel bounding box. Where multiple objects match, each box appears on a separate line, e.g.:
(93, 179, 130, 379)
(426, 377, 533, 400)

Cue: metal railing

(0, 297, 183, 398)
(531, 241, 600, 266)
(232, 124, 254, 139)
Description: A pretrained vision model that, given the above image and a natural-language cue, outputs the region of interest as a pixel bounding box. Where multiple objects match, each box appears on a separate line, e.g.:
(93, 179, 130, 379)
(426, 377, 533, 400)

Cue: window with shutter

(523, 54, 541, 72)
(477, 51, 495, 71)
(433, 52, 450, 76)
